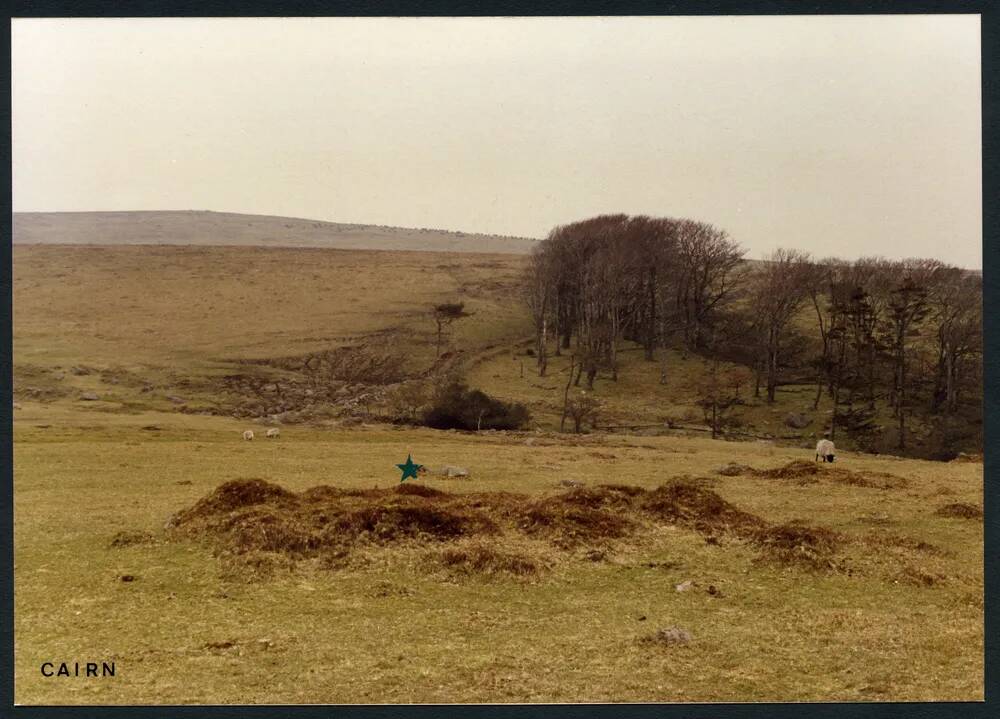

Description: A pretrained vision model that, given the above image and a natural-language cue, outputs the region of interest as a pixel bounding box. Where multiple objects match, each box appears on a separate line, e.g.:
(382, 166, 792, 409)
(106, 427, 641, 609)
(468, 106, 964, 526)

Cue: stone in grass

(642, 627, 693, 646)
(79, 392, 100, 401)
(715, 462, 751, 477)
(784, 412, 812, 429)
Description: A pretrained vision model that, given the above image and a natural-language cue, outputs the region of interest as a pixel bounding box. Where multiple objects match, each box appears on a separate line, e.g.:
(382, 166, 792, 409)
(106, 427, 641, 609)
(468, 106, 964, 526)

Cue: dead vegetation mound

(896, 565, 948, 588)
(639, 482, 764, 536)
(861, 532, 951, 557)
(728, 460, 909, 490)
(170, 477, 843, 576)
(934, 502, 983, 519)
(171, 478, 297, 524)
(751, 522, 842, 570)
(438, 544, 543, 577)
(517, 499, 635, 547)
(109, 530, 157, 548)
(752, 460, 819, 480)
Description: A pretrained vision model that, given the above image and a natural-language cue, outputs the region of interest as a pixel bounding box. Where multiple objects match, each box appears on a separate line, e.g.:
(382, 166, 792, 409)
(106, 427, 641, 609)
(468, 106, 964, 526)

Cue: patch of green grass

(13, 411, 983, 703)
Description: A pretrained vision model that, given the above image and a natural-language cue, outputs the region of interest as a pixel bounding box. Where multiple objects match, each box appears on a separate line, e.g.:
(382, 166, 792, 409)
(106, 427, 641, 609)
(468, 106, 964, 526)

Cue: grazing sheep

(265, 428, 280, 439)
(815, 439, 835, 463)
(242, 430, 255, 441)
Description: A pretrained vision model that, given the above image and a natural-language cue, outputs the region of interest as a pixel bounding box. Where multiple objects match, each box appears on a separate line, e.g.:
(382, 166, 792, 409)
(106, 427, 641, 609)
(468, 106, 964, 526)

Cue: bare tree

(432, 302, 472, 358)
(674, 220, 746, 350)
(525, 249, 553, 376)
(564, 391, 601, 433)
(751, 248, 812, 403)
(929, 268, 982, 413)
(695, 358, 748, 439)
(881, 269, 932, 450)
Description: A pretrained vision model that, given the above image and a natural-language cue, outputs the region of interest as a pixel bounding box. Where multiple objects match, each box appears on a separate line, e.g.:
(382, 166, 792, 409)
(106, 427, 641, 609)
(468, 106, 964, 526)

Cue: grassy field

(12, 242, 984, 704)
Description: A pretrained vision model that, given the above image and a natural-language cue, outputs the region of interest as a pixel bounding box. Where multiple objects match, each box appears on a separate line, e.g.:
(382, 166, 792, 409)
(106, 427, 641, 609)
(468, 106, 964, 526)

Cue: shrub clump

(422, 381, 530, 431)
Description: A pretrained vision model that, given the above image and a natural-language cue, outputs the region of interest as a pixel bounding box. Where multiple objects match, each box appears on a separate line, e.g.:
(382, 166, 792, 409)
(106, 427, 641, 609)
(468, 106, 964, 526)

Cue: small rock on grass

(716, 462, 750, 476)
(643, 627, 692, 646)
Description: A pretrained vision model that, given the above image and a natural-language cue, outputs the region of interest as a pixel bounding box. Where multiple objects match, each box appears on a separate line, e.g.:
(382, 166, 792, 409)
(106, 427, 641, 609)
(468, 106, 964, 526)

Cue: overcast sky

(12, 15, 982, 267)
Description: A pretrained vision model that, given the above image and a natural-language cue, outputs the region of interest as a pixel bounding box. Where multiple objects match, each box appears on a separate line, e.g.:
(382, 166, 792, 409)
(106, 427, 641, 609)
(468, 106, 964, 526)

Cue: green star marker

(396, 454, 422, 482)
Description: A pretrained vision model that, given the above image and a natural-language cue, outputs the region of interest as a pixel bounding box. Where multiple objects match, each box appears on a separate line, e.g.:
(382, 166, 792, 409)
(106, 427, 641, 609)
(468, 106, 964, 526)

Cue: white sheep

(265, 428, 280, 439)
(815, 439, 835, 463)
(242, 430, 255, 441)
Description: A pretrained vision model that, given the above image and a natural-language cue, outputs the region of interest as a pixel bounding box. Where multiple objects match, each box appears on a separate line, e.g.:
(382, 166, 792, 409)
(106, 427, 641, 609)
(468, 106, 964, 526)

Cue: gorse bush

(423, 381, 531, 431)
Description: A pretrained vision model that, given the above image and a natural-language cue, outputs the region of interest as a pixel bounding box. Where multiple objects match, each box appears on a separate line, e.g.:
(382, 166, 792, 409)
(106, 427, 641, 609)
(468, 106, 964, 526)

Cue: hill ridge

(13, 210, 539, 255)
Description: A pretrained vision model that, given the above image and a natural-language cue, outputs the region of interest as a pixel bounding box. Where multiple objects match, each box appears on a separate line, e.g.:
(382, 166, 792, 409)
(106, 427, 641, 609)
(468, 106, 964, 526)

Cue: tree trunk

(945, 348, 956, 413)
(644, 268, 657, 361)
(537, 318, 548, 377)
(766, 333, 779, 404)
(560, 356, 575, 432)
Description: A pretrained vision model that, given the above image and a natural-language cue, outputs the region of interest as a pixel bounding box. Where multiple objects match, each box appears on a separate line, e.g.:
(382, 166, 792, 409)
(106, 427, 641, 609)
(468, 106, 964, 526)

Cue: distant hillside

(12, 211, 540, 255)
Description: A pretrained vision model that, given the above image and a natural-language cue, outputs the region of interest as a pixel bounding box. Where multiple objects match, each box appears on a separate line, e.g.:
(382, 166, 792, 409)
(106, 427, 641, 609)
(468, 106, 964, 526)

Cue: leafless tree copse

(673, 220, 746, 351)
(524, 213, 981, 457)
(525, 248, 553, 376)
(802, 258, 845, 410)
(928, 267, 982, 414)
(882, 275, 929, 450)
(750, 248, 813, 403)
(527, 213, 745, 391)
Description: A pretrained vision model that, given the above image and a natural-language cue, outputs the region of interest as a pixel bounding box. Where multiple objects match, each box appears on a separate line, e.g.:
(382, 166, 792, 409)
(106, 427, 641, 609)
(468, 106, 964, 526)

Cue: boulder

(645, 627, 693, 646)
(79, 392, 99, 401)
(784, 412, 812, 429)
(715, 462, 750, 477)
(439, 466, 469, 477)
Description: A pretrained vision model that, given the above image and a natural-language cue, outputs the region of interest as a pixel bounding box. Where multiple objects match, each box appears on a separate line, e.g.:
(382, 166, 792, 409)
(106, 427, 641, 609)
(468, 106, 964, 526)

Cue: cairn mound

(170, 477, 844, 576)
